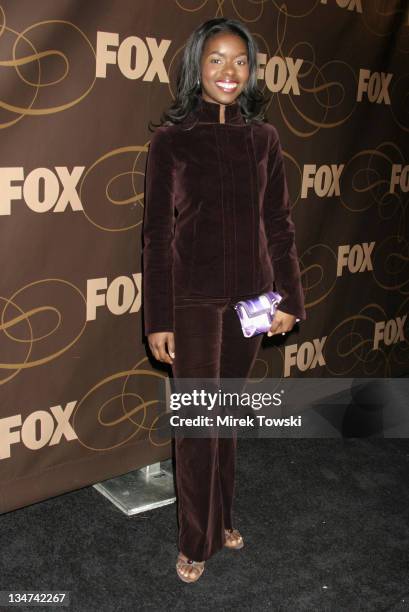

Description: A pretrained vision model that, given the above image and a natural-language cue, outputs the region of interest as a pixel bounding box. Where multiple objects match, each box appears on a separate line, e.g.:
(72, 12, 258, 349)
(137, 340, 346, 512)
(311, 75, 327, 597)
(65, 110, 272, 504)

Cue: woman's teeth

(215, 81, 238, 92)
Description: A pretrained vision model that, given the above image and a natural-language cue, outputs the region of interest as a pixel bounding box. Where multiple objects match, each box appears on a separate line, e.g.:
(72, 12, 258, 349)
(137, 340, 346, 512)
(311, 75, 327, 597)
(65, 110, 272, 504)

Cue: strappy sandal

(176, 552, 205, 583)
(224, 527, 244, 550)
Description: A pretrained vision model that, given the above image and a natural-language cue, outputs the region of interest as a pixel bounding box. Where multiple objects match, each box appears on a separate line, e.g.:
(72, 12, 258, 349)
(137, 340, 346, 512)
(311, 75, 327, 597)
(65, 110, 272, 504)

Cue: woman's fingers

(267, 311, 296, 336)
(168, 334, 175, 360)
(148, 340, 160, 362)
(267, 319, 283, 336)
(148, 332, 175, 364)
(158, 343, 173, 364)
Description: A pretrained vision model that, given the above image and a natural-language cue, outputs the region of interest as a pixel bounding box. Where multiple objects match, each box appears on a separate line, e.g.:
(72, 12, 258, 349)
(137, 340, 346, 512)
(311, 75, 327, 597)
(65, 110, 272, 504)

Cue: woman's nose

(221, 67, 235, 78)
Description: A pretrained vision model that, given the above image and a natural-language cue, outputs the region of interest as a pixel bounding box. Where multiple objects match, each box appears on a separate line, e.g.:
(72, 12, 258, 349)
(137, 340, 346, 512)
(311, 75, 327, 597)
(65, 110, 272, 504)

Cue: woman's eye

(209, 58, 247, 65)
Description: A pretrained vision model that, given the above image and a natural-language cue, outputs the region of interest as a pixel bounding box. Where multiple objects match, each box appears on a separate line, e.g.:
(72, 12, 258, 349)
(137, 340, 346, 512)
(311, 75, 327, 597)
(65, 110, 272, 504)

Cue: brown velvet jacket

(142, 95, 306, 335)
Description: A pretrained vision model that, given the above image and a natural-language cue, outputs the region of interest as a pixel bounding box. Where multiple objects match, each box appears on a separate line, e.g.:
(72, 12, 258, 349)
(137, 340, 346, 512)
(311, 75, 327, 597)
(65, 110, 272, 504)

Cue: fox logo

(357, 69, 392, 105)
(373, 316, 406, 351)
(301, 164, 344, 198)
(337, 242, 375, 277)
(0, 167, 84, 215)
(284, 338, 327, 377)
(96, 32, 171, 81)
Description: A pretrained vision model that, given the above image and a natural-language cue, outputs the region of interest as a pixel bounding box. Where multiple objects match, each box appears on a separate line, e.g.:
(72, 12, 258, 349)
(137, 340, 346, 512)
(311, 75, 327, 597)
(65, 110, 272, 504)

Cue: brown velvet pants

(171, 295, 263, 562)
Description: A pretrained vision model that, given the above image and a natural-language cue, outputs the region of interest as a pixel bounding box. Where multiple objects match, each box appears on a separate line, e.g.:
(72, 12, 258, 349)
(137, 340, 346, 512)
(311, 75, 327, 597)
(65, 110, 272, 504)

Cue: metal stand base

(93, 459, 176, 516)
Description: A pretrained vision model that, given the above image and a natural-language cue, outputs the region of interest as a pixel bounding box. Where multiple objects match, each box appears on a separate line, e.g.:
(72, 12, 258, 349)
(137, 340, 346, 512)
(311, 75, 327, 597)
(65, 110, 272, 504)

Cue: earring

(197, 78, 200, 87)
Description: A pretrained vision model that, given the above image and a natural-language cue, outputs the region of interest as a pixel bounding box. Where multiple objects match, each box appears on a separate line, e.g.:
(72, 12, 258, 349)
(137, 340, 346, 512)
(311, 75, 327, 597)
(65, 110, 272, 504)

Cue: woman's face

(200, 32, 249, 105)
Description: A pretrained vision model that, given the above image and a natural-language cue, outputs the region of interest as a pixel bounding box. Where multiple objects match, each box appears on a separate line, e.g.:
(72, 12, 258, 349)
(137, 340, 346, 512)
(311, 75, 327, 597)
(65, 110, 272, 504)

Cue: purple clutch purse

(233, 291, 300, 338)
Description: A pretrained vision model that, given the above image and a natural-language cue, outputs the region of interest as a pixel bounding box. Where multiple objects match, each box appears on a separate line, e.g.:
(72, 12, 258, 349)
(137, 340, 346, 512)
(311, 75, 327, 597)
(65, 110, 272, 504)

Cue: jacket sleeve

(262, 127, 306, 321)
(142, 126, 175, 335)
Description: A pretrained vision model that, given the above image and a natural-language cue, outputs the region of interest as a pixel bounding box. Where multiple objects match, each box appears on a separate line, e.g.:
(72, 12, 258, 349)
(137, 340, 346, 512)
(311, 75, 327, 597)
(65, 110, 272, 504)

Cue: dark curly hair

(149, 17, 270, 130)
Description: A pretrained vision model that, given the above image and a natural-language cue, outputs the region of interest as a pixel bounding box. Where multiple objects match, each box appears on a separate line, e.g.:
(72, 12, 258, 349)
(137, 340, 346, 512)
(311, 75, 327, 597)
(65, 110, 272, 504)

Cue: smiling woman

(200, 34, 249, 123)
(142, 16, 306, 584)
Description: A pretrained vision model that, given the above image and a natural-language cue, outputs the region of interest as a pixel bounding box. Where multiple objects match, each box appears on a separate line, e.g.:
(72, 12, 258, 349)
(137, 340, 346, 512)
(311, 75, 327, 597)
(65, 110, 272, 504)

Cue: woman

(142, 17, 306, 583)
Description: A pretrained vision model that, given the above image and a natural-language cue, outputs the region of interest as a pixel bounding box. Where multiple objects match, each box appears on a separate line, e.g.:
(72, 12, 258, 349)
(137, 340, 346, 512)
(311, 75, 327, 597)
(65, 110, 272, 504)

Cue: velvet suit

(142, 95, 306, 561)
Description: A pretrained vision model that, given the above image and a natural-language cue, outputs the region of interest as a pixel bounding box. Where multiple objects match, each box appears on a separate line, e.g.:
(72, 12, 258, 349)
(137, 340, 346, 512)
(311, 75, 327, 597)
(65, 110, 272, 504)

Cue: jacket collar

(189, 95, 246, 126)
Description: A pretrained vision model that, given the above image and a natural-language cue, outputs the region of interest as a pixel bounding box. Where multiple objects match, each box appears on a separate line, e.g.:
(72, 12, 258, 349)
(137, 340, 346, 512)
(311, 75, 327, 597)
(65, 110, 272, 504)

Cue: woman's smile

(215, 80, 239, 93)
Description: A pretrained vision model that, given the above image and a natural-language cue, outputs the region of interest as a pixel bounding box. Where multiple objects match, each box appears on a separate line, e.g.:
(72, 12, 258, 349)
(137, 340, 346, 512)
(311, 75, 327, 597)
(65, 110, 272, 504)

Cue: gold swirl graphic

(175, 0, 209, 12)
(79, 145, 148, 232)
(0, 279, 87, 385)
(299, 243, 338, 309)
(73, 357, 171, 450)
(175, 0, 266, 21)
(0, 9, 96, 128)
(249, 353, 271, 382)
(229, 0, 266, 22)
(361, 1, 409, 48)
(271, 0, 321, 19)
(324, 303, 408, 377)
(253, 343, 287, 379)
(252, 6, 359, 135)
(339, 144, 406, 231)
(372, 234, 409, 293)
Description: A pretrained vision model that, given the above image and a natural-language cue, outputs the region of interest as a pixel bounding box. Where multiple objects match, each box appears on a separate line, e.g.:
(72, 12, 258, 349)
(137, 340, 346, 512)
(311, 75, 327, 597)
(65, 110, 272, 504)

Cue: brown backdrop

(0, 0, 408, 514)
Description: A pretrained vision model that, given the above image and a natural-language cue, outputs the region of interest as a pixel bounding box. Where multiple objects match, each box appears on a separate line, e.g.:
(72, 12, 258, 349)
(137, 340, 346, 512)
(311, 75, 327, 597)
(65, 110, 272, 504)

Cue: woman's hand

(267, 310, 296, 337)
(147, 332, 175, 364)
